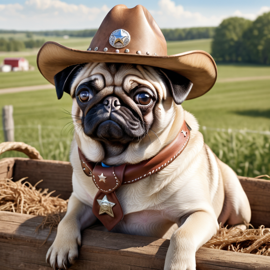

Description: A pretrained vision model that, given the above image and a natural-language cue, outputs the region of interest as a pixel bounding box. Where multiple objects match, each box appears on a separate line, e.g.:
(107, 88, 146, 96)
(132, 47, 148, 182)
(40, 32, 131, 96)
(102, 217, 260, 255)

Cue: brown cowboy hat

(37, 4, 217, 100)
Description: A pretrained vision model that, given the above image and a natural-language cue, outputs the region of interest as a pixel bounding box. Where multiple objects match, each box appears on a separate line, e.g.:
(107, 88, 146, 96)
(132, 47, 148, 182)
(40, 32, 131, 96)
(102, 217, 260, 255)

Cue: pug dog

(46, 62, 251, 270)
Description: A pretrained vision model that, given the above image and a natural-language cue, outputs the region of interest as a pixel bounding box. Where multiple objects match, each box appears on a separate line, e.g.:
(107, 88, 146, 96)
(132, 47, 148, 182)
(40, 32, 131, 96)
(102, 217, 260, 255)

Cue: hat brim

(37, 41, 217, 100)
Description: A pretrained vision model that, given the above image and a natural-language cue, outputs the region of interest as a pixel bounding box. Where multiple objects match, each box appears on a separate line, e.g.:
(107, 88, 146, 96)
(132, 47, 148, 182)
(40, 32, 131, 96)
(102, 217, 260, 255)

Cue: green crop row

(202, 130, 270, 178)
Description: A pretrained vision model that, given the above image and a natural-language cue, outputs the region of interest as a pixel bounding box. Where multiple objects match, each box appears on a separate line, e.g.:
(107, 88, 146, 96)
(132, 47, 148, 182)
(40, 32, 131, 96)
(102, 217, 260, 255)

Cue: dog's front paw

(46, 227, 81, 270)
(164, 236, 196, 270)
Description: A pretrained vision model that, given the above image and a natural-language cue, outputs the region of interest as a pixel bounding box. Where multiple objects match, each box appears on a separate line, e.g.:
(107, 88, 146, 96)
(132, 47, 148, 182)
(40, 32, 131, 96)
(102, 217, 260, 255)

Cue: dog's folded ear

(54, 64, 85, 99)
(160, 69, 193, 105)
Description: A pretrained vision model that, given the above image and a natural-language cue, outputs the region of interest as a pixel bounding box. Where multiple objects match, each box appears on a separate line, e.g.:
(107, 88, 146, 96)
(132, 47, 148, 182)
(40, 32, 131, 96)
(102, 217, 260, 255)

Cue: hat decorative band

(109, 29, 131, 49)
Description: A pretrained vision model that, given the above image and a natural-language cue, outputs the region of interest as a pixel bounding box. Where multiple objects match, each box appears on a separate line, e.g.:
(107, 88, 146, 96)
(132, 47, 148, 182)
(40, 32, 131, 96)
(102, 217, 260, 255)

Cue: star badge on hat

(97, 195, 115, 217)
(109, 29, 131, 48)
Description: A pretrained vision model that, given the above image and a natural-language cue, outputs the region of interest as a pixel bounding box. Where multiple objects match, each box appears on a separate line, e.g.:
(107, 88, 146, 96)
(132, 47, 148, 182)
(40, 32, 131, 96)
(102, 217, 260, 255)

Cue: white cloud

(259, 6, 270, 14)
(233, 6, 270, 21)
(0, 3, 23, 12)
(0, 0, 269, 30)
(0, 0, 109, 30)
(0, 3, 24, 23)
(155, 0, 224, 28)
(233, 10, 256, 20)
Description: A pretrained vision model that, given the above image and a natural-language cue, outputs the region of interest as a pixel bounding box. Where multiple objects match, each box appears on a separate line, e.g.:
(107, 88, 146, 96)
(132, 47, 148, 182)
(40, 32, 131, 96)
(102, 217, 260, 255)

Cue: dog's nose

(103, 96, 121, 111)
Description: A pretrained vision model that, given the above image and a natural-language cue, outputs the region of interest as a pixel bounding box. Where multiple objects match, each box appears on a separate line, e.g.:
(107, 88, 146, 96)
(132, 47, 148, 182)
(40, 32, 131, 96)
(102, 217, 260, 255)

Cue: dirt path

(0, 75, 269, 95)
(0, 84, 54, 95)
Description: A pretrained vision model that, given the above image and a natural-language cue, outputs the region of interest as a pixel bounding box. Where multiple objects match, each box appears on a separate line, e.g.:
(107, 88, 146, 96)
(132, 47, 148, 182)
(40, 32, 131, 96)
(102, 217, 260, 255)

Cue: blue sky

(0, 0, 269, 30)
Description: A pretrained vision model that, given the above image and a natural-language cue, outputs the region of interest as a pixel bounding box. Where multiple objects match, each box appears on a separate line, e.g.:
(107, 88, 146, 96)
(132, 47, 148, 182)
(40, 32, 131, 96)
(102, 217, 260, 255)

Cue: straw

(0, 178, 67, 215)
(204, 223, 270, 255)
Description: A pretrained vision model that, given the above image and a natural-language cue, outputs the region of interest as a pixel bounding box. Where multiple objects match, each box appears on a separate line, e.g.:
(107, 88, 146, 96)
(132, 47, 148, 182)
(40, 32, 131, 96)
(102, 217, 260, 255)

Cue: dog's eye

(135, 93, 152, 105)
(78, 90, 90, 102)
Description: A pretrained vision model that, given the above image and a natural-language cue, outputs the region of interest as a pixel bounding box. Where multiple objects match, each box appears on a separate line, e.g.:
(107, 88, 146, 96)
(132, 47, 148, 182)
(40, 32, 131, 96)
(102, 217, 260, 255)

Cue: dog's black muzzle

(83, 95, 145, 143)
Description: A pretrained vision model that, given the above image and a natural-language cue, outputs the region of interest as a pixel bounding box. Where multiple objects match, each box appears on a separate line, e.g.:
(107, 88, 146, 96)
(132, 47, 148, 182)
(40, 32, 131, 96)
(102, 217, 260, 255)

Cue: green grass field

(0, 38, 269, 177)
(167, 38, 211, 54)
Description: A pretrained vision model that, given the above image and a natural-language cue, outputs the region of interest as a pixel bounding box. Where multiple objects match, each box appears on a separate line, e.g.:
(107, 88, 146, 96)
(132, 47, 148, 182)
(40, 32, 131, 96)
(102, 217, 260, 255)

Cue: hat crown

(89, 5, 167, 56)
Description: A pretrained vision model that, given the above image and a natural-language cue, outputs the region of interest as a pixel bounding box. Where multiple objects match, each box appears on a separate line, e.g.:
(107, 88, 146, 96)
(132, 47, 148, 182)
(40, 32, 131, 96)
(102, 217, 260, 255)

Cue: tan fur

(46, 64, 251, 270)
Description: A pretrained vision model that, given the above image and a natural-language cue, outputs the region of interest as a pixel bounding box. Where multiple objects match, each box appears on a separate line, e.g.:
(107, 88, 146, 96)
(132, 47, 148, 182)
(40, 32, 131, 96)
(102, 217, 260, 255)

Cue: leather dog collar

(78, 121, 191, 231)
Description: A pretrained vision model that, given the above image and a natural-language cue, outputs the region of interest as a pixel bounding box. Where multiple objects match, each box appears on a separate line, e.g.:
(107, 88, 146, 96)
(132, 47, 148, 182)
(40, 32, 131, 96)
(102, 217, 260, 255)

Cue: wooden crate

(1, 157, 270, 270)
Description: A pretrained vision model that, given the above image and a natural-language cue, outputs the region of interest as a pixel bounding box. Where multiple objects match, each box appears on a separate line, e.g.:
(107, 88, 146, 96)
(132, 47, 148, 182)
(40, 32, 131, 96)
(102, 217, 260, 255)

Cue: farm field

(0, 37, 269, 177)
(1, 38, 270, 89)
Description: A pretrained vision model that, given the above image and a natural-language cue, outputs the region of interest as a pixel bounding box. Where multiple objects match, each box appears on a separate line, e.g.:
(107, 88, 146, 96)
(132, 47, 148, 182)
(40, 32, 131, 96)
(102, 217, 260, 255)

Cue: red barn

(3, 58, 29, 71)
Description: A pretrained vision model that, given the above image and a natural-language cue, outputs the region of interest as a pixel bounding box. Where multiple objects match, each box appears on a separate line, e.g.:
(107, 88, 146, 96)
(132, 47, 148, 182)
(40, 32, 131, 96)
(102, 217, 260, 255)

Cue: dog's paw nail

(68, 251, 78, 265)
(52, 262, 57, 270)
(77, 236, 82, 246)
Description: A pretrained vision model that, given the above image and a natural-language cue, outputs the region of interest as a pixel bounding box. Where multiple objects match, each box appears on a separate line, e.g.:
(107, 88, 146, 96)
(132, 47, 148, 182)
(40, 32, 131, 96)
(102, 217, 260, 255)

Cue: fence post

(2, 105, 14, 142)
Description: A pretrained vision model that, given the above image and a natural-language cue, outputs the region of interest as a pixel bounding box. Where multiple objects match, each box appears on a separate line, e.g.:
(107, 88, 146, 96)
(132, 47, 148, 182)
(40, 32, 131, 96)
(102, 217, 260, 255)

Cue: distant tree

(0, 38, 8, 51)
(242, 12, 270, 64)
(24, 39, 45, 48)
(26, 32, 33, 38)
(162, 27, 215, 41)
(211, 17, 251, 62)
(6, 38, 25, 51)
(0, 28, 216, 41)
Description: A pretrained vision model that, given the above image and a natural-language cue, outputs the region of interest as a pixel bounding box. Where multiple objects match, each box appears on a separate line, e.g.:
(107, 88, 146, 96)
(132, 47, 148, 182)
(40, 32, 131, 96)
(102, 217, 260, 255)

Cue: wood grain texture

(239, 176, 270, 227)
(12, 158, 73, 200)
(0, 158, 15, 179)
(0, 211, 270, 270)
(2, 105, 14, 142)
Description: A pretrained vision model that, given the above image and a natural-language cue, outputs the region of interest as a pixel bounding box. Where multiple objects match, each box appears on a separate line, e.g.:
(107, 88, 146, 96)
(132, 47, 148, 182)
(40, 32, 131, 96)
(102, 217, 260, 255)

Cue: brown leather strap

(123, 121, 190, 184)
(92, 164, 126, 193)
(78, 121, 190, 184)
(92, 190, 123, 231)
(78, 121, 191, 230)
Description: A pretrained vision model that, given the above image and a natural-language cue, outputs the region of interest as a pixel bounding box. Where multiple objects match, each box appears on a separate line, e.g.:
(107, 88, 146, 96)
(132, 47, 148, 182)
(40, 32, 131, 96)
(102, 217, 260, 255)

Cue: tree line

(0, 27, 215, 40)
(212, 11, 270, 64)
(162, 27, 215, 41)
(0, 38, 45, 51)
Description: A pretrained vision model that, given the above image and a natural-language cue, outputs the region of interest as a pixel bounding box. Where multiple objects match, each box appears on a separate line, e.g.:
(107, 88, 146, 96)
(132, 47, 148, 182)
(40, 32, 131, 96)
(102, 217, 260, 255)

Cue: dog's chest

(111, 209, 176, 238)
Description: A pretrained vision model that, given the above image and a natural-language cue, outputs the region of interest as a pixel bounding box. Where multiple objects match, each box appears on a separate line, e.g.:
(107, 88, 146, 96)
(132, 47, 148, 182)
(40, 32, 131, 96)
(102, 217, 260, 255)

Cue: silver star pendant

(97, 195, 115, 218)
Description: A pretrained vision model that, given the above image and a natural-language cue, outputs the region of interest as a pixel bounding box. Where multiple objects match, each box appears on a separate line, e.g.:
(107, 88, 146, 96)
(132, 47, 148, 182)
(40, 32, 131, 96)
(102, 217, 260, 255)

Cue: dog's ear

(54, 64, 84, 99)
(160, 69, 193, 105)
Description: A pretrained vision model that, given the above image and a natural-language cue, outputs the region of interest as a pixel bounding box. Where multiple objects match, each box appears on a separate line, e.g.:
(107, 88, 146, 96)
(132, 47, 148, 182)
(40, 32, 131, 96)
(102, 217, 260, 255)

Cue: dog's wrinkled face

(54, 63, 193, 161)
(75, 64, 158, 145)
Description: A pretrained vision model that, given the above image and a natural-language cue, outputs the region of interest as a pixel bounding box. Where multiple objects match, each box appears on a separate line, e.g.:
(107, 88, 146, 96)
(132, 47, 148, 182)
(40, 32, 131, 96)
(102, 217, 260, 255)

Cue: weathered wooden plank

(2, 105, 14, 142)
(0, 212, 270, 270)
(239, 177, 270, 227)
(12, 158, 73, 200)
(0, 158, 15, 179)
